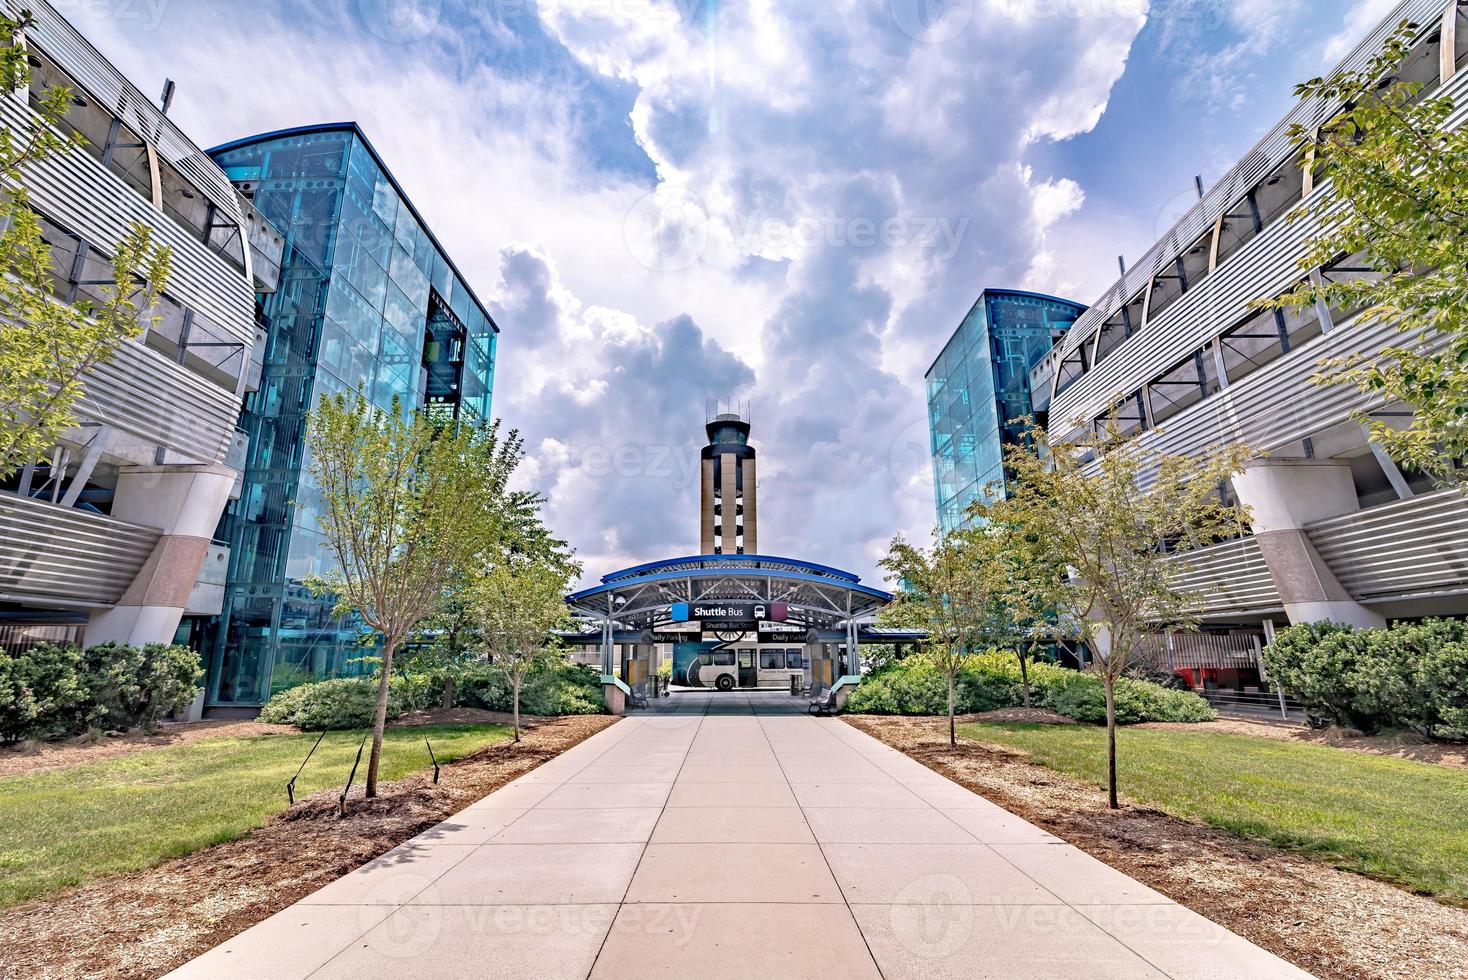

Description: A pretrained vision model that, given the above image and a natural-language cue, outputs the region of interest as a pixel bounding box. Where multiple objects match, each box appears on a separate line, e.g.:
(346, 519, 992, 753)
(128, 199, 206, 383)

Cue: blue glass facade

(203, 124, 498, 706)
(927, 289, 1085, 534)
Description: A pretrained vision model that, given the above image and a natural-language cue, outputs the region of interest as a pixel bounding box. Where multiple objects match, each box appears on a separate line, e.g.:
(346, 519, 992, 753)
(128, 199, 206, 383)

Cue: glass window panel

(389, 244, 430, 311)
(324, 280, 383, 352)
(384, 280, 421, 339)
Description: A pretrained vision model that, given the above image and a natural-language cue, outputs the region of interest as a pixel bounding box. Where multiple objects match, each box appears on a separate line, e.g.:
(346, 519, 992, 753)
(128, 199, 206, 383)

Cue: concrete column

(743, 456, 758, 555)
(720, 451, 738, 555)
(85, 463, 236, 647)
(700, 458, 717, 554)
(1233, 459, 1386, 628)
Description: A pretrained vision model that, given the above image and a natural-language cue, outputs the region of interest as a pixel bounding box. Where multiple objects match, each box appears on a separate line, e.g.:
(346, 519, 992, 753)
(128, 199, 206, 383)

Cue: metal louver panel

(0, 98, 256, 347)
(1166, 536, 1282, 616)
(1053, 61, 1468, 430)
(1088, 313, 1435, 484)
(0, 492, 159, 607)
(1051, 0, 1445, 365)
(14, 0, 243, 224)
(1307, 491, 1468, 602)
(76, 338, 242, 463)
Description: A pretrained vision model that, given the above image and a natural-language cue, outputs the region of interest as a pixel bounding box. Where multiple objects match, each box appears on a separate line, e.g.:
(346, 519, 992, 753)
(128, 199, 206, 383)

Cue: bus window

(786, 650, 804, 669)
(738, 650, 754, 667)
(760, 650, 784, 669)
(713, 651, 736, 666)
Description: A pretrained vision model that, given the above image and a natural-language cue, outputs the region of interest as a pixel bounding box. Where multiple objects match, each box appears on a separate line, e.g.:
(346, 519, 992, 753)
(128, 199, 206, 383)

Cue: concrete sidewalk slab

(167, 690, 1315, 980)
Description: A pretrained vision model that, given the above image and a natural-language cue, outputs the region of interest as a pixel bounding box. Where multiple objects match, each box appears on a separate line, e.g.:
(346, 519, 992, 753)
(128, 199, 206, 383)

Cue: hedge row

(0, 642, 203, 743)
(843, 652, 1215, 724)
(259, 660, 605, 730)
(1263, 619, 1468, 737)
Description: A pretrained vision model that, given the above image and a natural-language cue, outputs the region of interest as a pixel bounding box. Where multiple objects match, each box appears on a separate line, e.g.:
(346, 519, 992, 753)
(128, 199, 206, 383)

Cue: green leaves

(1263, 20, 1468, 487)
(0, 12, 172, 479)
(993, 417, 1253, 680)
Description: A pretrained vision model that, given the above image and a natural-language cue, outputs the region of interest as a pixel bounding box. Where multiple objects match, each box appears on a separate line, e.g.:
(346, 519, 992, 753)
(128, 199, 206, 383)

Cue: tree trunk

(1103, 675, 1118, 810)
(1018, 644, 1032, 709)
(365, 637, 396, 799)
(442, 676, 455, 710)
(512, 672, 522, 742)
(947, 670, 956, 747)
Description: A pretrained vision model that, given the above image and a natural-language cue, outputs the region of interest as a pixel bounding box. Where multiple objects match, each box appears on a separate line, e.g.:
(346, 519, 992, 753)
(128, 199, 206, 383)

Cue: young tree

(1, 12, 172, 479)
(1002, 418, 1251, 808)
(411, 489, 562, 708)
(880, 527, 1005, 746)
(306, 394, 523, 796)
(970, 492, 1070, 709)
(1263, 21, 1468, 486)
(471, 544, 580, 741)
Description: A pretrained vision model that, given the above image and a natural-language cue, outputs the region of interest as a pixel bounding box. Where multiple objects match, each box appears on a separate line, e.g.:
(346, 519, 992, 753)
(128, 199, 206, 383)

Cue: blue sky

(70, 0, 1399, 586)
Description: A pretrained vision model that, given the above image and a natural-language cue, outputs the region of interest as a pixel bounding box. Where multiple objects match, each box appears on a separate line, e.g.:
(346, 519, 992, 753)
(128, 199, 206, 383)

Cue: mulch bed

(847, 714, 1468, 980)
(0, 714, 618, 980)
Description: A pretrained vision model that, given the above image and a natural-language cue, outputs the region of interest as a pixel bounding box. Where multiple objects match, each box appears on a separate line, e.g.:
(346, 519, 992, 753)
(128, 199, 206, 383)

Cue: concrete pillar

(720, 451, 738, 555)
(743, 456, 758, 554)
(805, 630, 833, 687)
(1232, 459, 1386, 628)
(700, 458, 717, 554)
(85, 463, 236, 647)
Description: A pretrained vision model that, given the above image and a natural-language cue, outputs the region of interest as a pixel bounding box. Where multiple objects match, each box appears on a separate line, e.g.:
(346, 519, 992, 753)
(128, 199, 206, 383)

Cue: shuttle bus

(684, 645, 807, 690)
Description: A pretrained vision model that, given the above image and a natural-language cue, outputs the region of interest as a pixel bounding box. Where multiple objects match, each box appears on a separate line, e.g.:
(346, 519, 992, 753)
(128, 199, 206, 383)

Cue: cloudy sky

(71, 0, 1398, 587)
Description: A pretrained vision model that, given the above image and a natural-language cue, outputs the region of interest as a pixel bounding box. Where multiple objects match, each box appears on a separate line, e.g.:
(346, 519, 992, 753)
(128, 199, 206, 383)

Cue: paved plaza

(168, 692, 1311, 979)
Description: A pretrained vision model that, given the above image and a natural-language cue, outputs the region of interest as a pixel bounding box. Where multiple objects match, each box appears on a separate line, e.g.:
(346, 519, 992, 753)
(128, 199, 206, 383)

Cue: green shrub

(81, 642, 202, 733)
(0, 641, 201, 741)
(1265, 619, 1468, 737)
(843, 652, 1214, 724)
(0, 644, 87, 743)
(258, 677, 406, 730)
(455, 659, 604, 716)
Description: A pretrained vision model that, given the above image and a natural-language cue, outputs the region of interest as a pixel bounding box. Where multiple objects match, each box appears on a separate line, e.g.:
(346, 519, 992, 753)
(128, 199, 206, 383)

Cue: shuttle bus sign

(670, 601, 788, 630)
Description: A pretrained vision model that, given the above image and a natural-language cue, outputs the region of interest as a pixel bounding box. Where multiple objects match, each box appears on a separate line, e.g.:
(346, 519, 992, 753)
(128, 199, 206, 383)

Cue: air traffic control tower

(700, 413, 758, 555)
(566, 412, 923, 712)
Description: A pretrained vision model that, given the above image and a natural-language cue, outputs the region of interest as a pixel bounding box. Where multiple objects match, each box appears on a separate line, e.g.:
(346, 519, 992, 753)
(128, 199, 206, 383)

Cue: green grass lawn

(0, 724, 512, 908)
(959, 722, 1468, 903)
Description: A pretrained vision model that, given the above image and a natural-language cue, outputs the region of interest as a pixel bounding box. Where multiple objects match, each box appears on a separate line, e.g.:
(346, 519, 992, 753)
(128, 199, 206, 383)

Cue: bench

(808, 686, 838, 716)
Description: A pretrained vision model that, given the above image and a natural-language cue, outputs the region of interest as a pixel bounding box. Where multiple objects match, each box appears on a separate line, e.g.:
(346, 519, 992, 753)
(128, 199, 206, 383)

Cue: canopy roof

(565, 554, 893, 629)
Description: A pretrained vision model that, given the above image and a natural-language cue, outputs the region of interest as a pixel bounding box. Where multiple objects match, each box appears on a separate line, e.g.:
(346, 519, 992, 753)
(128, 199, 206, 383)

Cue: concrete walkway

(169, 692, 1312, 979)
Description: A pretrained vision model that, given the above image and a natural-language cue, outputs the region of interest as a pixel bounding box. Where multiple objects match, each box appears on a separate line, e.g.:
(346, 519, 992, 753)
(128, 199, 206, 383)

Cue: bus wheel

(715, 674, 735, 692)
